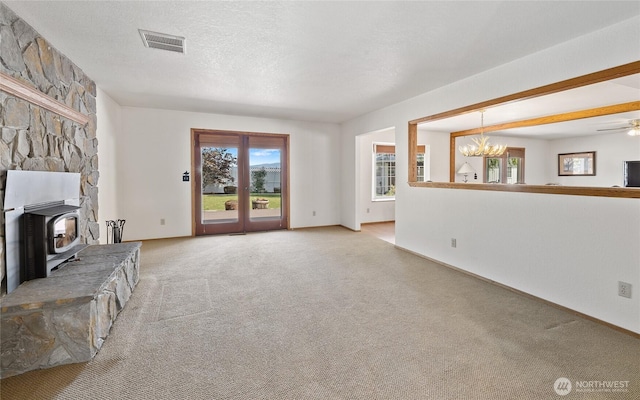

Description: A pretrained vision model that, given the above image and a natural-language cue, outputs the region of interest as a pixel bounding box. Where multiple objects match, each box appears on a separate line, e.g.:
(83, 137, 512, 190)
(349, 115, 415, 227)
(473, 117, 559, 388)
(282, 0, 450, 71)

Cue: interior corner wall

(112, 107, 340, 241)
(95, 88, 121, 243)
(339, 16, 640, 333)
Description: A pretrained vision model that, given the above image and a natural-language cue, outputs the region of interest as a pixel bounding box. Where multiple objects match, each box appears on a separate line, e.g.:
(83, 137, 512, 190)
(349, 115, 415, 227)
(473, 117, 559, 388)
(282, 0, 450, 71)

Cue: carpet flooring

(1, 226, 638, 399)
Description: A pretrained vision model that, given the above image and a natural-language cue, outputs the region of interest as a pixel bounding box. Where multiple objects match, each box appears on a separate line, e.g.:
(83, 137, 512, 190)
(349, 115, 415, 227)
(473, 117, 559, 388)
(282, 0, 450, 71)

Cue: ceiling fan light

(628, 127, 640, 136)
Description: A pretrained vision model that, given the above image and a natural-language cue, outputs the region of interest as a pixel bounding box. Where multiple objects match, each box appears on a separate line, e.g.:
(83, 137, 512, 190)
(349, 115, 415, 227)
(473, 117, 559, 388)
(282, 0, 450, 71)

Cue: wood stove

(3, 170, 86, 293)
(23, 202, 86, 281)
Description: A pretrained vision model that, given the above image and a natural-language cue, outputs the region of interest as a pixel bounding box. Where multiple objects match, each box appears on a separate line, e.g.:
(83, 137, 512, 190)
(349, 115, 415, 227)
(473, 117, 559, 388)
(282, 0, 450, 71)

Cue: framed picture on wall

(558, 151, 596, 176)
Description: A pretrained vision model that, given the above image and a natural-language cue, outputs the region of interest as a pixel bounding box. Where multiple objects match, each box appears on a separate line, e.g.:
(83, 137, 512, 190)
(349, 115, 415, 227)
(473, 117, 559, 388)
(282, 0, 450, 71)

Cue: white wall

(399, 188, 640, 333)
(103, 107, 340, 241)
(95, 88, 122, 244)
(453, 135, 551, 184)
(340, 16, 640, 333)
(448, 131, 639, 186)
(549, 131, 640, 187)
(358, 128, 396, 224)
(419, 130, 450, 182)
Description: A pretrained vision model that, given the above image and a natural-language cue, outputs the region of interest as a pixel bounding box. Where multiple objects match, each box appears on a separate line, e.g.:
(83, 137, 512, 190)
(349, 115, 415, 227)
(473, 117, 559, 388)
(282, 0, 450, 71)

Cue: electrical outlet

(618, 281, 632, 298)
(451, 238, 457, 248)
(160, 218, 165, 225)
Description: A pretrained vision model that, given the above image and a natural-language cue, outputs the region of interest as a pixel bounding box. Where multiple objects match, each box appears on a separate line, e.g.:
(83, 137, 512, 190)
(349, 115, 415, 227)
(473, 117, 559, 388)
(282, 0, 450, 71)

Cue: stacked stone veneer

(0, 3, 100, 288)
(0, 242, 141, 378)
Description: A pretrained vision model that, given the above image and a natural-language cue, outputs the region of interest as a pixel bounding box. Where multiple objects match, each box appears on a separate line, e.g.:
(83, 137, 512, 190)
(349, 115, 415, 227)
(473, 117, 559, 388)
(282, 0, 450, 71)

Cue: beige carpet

(2, 226, 638, 399)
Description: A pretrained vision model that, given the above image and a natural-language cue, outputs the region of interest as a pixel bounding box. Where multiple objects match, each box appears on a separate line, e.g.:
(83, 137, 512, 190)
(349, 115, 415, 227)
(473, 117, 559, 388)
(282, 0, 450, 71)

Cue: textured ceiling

(4, 1, 640, 123)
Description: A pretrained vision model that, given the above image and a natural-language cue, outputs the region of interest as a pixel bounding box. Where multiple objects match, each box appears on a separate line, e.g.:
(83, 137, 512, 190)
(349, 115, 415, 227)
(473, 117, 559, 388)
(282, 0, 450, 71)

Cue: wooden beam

(449, 134, 456, 182)
(408, 122, 418, 182)
(408, 181, 640, 199)
(0, 71, 90, 126)
(451, 101, 640, 137)
(409, 60, 640, 125)
(407, 62, 640, 185)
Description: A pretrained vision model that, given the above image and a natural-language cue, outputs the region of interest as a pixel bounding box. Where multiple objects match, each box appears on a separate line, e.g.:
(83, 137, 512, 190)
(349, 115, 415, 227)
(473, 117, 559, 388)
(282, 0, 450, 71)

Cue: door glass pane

(486, 158, 502, 183)
(201, 146, 239, 223)
(507, 157, 521, 184)
(416, 153, 425, 182)
(249, 147, 281, 220)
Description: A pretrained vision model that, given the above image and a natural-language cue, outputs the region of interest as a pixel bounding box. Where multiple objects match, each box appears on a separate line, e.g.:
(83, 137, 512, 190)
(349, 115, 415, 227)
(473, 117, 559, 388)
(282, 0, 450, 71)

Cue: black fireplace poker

(106, 219, 126, 244)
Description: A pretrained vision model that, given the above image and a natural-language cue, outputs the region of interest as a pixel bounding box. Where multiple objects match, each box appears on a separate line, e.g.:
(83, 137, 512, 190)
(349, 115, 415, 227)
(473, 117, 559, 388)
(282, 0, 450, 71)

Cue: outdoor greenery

(202, 148, 237, 189)
(251, 167, 267, 193)
(202, 193, 281, 210)
(487, 158, 500, 169)
(385, 185, 396, 196)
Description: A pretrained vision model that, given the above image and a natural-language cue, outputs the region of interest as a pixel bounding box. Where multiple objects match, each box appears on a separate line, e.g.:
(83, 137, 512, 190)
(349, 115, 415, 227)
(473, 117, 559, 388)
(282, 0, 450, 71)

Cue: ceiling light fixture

(628, 120, 640, 136)
(458, 110, 507, 157)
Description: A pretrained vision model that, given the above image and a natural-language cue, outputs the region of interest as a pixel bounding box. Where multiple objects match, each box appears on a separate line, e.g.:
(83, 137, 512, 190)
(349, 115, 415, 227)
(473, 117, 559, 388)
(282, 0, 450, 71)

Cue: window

(417, 152, 426, 182)
(484, 147, 525, 184)
(374, 144, 396, 199)
(373, 144, 427, 200)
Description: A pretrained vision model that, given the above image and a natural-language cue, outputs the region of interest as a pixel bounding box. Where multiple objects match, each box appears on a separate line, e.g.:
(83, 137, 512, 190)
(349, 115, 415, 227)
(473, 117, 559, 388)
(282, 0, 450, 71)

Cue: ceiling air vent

(139, 29, 185, 54)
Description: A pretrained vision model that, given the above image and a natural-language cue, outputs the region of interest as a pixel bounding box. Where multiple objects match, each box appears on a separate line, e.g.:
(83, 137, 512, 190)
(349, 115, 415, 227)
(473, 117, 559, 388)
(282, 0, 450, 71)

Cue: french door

(192, 129, 289, 235)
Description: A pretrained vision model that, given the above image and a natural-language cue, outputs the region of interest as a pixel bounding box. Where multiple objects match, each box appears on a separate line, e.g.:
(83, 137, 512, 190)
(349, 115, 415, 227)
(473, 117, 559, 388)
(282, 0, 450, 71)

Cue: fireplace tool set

(106, 219, 126, 244)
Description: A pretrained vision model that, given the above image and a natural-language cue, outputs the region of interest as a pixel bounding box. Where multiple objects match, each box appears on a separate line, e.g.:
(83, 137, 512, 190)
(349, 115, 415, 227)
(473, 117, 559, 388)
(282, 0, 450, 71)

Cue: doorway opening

(192, 129, 289, 235)
(360, 221, 395, 245)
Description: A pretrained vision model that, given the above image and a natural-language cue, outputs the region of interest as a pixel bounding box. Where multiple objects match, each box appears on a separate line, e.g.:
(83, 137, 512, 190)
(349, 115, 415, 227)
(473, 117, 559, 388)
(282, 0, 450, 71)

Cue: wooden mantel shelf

(408, 181, 640, 199)
(0, 71, 90, 126)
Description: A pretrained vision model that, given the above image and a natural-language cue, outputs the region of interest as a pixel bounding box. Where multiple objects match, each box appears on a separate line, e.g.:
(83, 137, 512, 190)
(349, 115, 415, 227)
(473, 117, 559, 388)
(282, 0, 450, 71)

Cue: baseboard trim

(339, 224, 360, 232)
(361, 220, 395, 225)
(395, 245, 640, 339)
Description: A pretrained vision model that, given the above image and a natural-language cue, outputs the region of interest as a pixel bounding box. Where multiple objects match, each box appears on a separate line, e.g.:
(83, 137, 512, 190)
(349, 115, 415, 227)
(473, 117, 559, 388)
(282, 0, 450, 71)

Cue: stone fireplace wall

(0, 3, 99, 291)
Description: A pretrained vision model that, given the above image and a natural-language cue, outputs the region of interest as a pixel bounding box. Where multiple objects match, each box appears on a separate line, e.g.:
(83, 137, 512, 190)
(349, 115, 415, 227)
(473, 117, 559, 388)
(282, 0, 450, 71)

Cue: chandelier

(628, 120, 640, 136)
(458, 110, 507, 157)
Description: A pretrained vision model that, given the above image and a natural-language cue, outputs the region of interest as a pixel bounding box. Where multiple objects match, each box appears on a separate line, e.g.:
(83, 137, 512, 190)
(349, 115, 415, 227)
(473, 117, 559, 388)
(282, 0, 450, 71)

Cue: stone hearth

(0, 242, 141, 378)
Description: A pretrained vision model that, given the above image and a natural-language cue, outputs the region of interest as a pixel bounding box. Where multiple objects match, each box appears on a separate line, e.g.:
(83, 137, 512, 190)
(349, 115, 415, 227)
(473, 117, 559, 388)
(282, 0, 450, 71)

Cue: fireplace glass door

(51, 213, 79, 253)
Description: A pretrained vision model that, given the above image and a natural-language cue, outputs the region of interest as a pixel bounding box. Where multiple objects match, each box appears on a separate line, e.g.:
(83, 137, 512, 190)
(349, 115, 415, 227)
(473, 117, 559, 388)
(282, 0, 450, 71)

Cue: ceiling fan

(597, 119, 640, 136)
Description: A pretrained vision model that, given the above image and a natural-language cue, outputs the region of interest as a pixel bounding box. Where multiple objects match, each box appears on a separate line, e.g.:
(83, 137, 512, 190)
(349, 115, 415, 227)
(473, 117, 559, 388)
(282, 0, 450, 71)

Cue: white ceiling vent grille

(139, 29, 185, 54)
